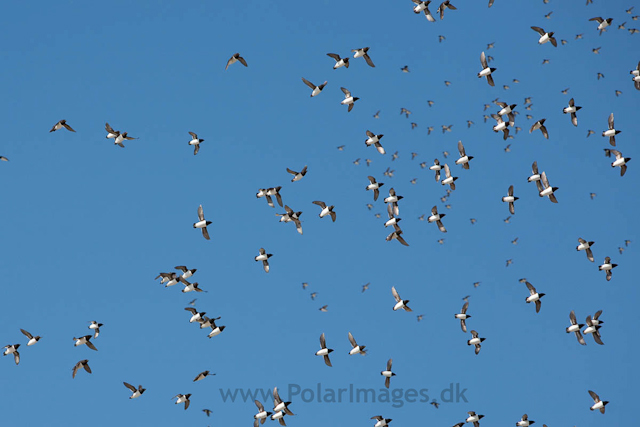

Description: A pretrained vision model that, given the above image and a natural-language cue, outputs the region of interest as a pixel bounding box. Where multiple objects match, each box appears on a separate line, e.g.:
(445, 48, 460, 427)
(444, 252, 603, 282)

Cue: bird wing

(20, 329, 33, 339)
(327, 53, 341, 61)
(301, 77, 316, 89)
(457, 140, 465, 156)
(188, 131, 197, 139)
(525, 281, 536, 295)
(198, 205, 205, 221)
(238, 56, 248, 67)
(348, 332, 357, 348)
(312, 201, 327, 209)
(364, 53, 375, 67)
(531, 26, 545, 35)
(319, 333, 326, 348)
(202, 227, 211, 240)
(480, 51, 488, 68)
(124, 382, 136, 392)
(391, 286, 401, 302)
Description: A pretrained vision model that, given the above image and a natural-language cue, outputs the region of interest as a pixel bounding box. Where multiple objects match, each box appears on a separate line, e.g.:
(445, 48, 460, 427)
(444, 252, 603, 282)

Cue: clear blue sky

(0, 0, 637, 426)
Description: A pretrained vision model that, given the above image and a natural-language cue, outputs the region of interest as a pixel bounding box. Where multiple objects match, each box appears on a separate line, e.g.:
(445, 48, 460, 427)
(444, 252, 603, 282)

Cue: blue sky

(0, 0, 637, 425)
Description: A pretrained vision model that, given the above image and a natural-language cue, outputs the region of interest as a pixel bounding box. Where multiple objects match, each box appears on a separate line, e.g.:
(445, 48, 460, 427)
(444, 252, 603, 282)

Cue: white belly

(494, 122, 506, 131)
(342, 97, 354, 105)
(603, 129, 616, 137)
(255, 411, 268, 420)
(381, 370, 393, 377)
(456, 156, 469, 164)
(479, 67, 491, 77)
(468, 338, 480, 345)
(429, 165, 441, 171)
(527, 293, 539, 302)
(498, 108, 509, 116)
(209, 328, 222, 337)
(316, 348, 329, 356)
(393, 301, 404, 311)
(349, 347, 361, 355)
(442, 177, 453, 185)
(612, 158, 625, 167)
(540, 188, 552, 197)
(194, 220, 207, 228)
(503, 196, 515, 202)
(539, 34, 549, 44)
(312, 87, 321, 96)
(567, 324, 579, 332)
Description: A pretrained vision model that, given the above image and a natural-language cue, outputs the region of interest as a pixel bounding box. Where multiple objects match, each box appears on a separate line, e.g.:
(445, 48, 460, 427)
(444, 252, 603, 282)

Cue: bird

(587, 130, 595, 138)
(400, 107, 412, 117)
(265, 187, 284, 208)
(173, 394, 191, 410)
(380, 359, 396, 389)
(113, 131, 137, 148)
(589, 17, 613, 35)
(496, 101, 517, 126)
(175, 265, 197, 280)
(373, 110, 380, 119)
(516, 414, 535, 427)
(340, 87, 359, 112)
(181, 280, 205, 293)
(576, 238, 595, 262)
(72, 359, 91, 378)
(327, 53, 349, 69)
(255, 248, 273, 273)
(203, 409, 212, 417)
(207, 319, 225, 338)
(386, 224, 409, 246)
(366, 176, 384, 201)
(73, 335, 98, 351)
(312, 201, 336, 222)
(524, 281, 545, 313)
(254, 400, 273, 427)
(391, 286, 412, 312)
(441, 164, 458, 190)
(455, 141, 473, 169)
(492, 114, 510, 140)
(428, 206, 447, 233)
(400, 65, 410, 73)
(192, 370, 214, 382)
(19, 329, 41, 346)
(592, 46, 601, 54)
(631, 61, 640, 90)
(597, 72, 605, 80)
(286, 165, 307, 182)
(539, 171, 559, 203)
(270, 411, 287, 426)
(104, 122, 120, 140)
(502, 185, 518, 214)
(478, 51, 496, 86)
(372, 415, 393, 427)
(527, 162, 543, 193)
(184, 307, 205, 323)
(87, 322, 102, 339)
(315, 333, 333, 367)
(610, 149, 631, 177)
(562, 98, 582, 126)
(455, 301, 471, 332)
(531, 26, 558, 46)
(49, 119, 76, 133)
(602, 113, 621, 146)
(436, 1, 457, 20)
(351, 47, 375, 67)
(310, 292, 318, 300)
(504, 144, 511, 153)
(412, 0, 436, 21)
(566, 310, 586, 345)
(193, 205, 212, 240)
(470, 218, 477, 224)
(123, 382, 146, 399)
(430, 400, 440, 409)
(530, 118, 548, 139)
(429, 159, 442, 182)
(0, 156, 8, 162)
(273, 387, 294, 416)
(590, 192, 597, 199)
(225, 53, 247, 70)
(319, 305, 328, 312)
(347, 332, 367, 355)
(584, 315, 604, 345)
(506, 259, 513, 267)
(365, 130, 385, 154)
(467, 332, 485, 355)
(385, 203, 401, 228)
(362, 283, 370, 293)
(511, 237, 519, 245)
(187, 132, 204, 155)
(301, 78, 327, 97)
(588, 390, 609, 414)
(384, 188, 403, 216)
(598, 256, 617, 281)
(3, 344, 20, 365)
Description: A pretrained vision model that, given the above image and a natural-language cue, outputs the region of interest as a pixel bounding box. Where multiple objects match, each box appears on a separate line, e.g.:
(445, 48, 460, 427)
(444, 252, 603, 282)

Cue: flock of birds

(2, 1, 636, 426)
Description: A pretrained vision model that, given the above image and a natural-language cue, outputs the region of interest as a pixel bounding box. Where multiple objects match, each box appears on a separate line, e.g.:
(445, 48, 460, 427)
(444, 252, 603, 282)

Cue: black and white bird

(327, 53, 350, 69)
(255, 248, 273, 273)
(225, 53, 247, 70)
(566, 310, 586, 345)
(584, 315, 604, 345)
(301, 78, 327, 97)
(193, 205, 212, 240)
(3, 344, 20, 365)
(72, 359, 91, 378)
(428, 206, 447, 233)
(366, 176, 384, 201)
(589, 17, 613, 35)
(73, 335, 98, 351)
(347, 332, 367, 355)
(286, 165, 307, 182)
(365, 130, 385, 154)
(123, 382, 146, 399)
(478, 51, 496, 86)
(539, 171, 559, 203)
(524, 281, 545, 313)
(528, 161, 544, 192)
(352, 47, 375, 67)
(50, 119, 76, 133)
(173, 393, 191, 410)
(515, 414, 535, 427)
(187, 132, 204, 155)
(254, 400, 272, 427)
(602, 113, 621, 146)
(467, 331, 485, 355)
(312, 201, 336, 222)
(412, 0, 435, 21)
(576, 238, 595, 262)
(455, 301, 471, 332)
(391, 286, 412, 312)
(531, 26, 558, 46)
(340, 87, 359, 112)
(502, 185, 518, 214)
(598, 256, 617, 281)
(530, 118, 549, 139)
(436, 1, 457, 20)
(441, 164, 458, 190)
(563, 98, 582, 126)
(20, 329, 41, 346)
(455, 141, 473, 169)
(588, 390, 609, 413)
(380, 359, 396, 389)
(610, 149, 631, 176)
(315, 333, 334, 367)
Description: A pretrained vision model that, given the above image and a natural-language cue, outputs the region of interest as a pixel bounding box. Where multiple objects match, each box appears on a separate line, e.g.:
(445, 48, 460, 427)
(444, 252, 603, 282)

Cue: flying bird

(20, 329, 41, 346)
(566, 311, 586, 345)
(340, 87, 359, 112)
(365, 130, 385, 154)
(412, 0, 436, 21)
(366, 176, 384, 201)
(391, 286, 412, 311)
(301, 78, 327, 97)
(610, 149, 631, 176)
(455, 301, 471, 332)
(531, 26, 558, 46)
(602, 113, 621, 146)
(352, 47, 375, 67)
(72, 359, 91, 378)
(588, 390, 609, 413)
(327, 53, 349, 69)
(589, 17, 613, 35)
(123, 382, 146, 399)
(347, 332, 367, 355)
(173, 393, 191, 410)
(428, 206, 447, 233)
(584, 315, 604, 345)
(315, 333, 333, 367)
(539, 171, 559, 203)
(478, 52, 496, 86)
(576, 238, 595, 262)
(436, 1, 457, 20)
(441, 164, 458, 190)
(524, 281, 545, 313)
(73, 335, 98, 351)
(50, 119, 76, 133)
(225, 53, 247, 70)
(380, 359, 396, 389)
(455, 141, 473, 169)
(502, 185, 518, 214)
(562, 98, 582, 126)
(187, 132, 204, 155)
(286, 165, 307, 182)
(255, 248, 273, 273)
(193, 205, 212, 240)
(598, 256, 617, 281)
(3, 344, 20, 365)
(467, 331, 485, 355)
(312, 201, 336, 222)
